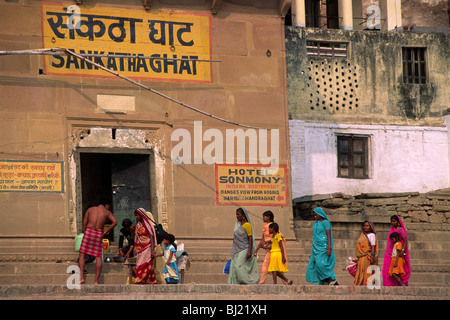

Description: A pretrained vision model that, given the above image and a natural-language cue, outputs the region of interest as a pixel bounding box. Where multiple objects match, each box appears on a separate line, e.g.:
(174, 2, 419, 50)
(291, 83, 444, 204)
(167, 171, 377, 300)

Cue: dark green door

(111, 154, 151, 242)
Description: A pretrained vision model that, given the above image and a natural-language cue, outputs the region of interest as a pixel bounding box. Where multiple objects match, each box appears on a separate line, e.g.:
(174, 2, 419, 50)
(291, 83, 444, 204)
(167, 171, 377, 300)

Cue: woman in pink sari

(382, 215, 411, 286)
(133, 208, 157, 285)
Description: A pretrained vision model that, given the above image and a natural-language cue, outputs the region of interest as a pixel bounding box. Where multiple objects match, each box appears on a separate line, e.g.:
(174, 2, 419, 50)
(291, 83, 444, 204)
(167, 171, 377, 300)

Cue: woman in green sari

(305, 207, 338, 285)
(228, 207, 259, 284)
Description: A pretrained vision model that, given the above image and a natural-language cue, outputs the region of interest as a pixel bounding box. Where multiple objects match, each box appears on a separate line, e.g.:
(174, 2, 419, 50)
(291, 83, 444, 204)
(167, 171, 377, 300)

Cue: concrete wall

(286, 26, 449, 201)
(290, 120, 449, 200)
(285, 27, 449, 126)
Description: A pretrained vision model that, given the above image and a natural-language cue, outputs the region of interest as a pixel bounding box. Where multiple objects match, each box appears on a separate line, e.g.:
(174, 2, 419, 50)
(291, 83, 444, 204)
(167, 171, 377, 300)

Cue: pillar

(292, 0, 306, 27)
(338, 0, 353, 30)
(380, 0, 402, 31)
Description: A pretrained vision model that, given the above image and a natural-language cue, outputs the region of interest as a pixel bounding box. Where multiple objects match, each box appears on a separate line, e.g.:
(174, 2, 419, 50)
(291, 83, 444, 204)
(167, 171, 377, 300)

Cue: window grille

(306, 41, 348, 58)
(402, 47, 427, 84)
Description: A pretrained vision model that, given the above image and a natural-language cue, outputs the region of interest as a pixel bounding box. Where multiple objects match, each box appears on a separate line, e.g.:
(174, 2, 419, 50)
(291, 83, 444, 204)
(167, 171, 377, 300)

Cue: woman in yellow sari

(354, 220, 378, 286)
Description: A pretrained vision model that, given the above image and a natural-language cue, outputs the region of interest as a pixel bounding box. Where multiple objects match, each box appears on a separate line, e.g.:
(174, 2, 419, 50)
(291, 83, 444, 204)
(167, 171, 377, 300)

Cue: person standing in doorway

(118, 218, 135, 259)
(78, 199, 117, 285)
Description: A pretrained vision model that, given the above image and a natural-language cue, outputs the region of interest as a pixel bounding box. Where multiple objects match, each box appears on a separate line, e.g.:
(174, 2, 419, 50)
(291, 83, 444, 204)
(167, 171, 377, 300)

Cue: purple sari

(382, 215, 411, 286)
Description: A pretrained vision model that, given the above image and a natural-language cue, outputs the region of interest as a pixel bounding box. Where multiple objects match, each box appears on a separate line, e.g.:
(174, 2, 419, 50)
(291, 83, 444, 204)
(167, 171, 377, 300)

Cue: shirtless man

(78, 200, 117, 284)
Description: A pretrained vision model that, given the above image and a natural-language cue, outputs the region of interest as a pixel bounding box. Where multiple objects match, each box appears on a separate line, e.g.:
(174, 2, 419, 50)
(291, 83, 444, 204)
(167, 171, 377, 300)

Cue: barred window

(337, 135, 369, 179)
(306, 41, 347, 58)
(402, 47, 427, 84)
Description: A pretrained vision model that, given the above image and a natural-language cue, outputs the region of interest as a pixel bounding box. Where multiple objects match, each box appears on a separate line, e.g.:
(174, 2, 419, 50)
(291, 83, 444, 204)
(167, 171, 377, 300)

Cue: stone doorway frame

(66, 120, 172, 235)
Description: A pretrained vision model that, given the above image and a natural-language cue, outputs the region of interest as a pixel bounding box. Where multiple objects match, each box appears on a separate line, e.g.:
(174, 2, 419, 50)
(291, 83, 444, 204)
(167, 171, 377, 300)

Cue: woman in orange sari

(133, 208, 157, 285)
(354, 220, 378, 286)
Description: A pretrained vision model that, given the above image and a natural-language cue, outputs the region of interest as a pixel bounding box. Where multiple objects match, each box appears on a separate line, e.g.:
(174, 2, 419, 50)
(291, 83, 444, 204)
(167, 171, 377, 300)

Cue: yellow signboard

(215, 164, 289, 207)
(41, 2, 212, 82)
(0, 160, 64, 193)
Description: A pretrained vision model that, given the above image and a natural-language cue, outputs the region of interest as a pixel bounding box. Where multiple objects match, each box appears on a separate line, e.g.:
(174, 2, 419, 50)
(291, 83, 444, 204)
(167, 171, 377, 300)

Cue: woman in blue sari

(306, 207, 338, 285)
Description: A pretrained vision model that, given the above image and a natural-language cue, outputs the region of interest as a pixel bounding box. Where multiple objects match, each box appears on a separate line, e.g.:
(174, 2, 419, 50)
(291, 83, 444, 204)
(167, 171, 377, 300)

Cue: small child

(388, 232, 406, 286)
(267, 223, 293, 285)
(175, 241, 190, 284)
(161, 233, 180, 284)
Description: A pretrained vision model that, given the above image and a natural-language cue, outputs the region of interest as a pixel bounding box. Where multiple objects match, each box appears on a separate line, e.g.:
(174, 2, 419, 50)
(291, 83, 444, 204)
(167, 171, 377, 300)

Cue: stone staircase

(178, 238, 307, 285)
(2, 283, 449, 300)
(293, 219, 450, 287)
(0, 219, 449, 288)
(0, 238, 127, 286)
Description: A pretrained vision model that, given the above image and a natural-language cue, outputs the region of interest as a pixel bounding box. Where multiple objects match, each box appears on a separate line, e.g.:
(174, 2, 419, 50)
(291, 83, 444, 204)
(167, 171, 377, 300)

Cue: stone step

(0, 273, 129, 286)
(2, 235, 446, 254)
(294, 229, 450, 242)
(1, 258, 448, 287)
(179, 239, 306, 254)
(0, 261, 127, 275)
(294, 221, 450, 235)
(299, 238, 450, 251)
(2, 251, 448, 272)
(1, 284, 449, 300)
(1, 230, 449, 288)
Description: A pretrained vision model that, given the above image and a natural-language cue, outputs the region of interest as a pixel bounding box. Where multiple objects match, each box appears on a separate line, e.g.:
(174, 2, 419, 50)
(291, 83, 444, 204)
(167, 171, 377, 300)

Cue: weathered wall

(401, 0, 449, 28)
(285, 27, 449, 126)
(0, 0, 292, 239)
(290, 120, 449, 200)
(294, 189, 450, 224)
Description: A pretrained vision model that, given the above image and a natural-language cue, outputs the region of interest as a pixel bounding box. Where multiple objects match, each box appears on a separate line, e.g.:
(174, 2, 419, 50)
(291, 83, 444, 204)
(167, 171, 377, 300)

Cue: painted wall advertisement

(41, 2, 212, 82)
(215, 164, 288, 206)
(0, 160, 64, 193)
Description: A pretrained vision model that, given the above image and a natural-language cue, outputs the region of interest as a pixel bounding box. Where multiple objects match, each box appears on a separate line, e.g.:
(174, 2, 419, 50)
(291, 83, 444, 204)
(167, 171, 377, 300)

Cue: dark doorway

(80, 152, 152, 242)
(326, 0, 339, 29)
